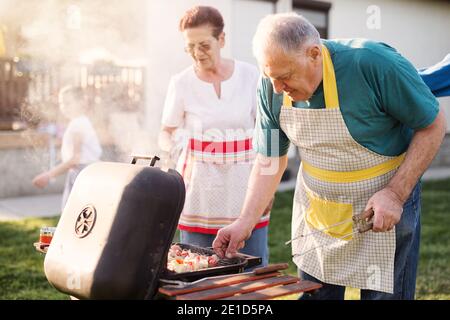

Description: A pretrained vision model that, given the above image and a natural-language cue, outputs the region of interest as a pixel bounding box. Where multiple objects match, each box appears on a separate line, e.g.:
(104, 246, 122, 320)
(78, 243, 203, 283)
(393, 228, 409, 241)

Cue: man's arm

(213, 154, 288, 258)
(367, 108, 447, 232)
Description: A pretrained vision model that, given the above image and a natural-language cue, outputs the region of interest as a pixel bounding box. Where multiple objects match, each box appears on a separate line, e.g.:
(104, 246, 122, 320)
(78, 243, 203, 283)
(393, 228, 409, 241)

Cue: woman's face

(183, 25, 224, 71)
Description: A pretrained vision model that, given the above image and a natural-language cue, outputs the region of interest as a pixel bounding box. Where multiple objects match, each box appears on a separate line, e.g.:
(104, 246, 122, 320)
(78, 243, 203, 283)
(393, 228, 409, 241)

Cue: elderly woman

(159, 6, 269, 266)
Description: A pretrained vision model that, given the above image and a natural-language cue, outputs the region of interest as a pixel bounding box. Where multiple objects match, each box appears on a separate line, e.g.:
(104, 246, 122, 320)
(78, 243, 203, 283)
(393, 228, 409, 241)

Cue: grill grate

(161, 243, 248, 282)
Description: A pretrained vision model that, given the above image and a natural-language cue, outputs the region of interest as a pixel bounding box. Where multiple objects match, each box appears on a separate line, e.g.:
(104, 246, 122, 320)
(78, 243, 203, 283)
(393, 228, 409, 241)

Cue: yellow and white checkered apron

(279, 45, 404, 293)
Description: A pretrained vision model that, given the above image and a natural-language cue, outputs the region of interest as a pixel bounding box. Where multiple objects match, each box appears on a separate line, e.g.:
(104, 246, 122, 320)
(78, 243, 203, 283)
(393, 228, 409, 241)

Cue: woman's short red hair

(179, 6, 224, 39)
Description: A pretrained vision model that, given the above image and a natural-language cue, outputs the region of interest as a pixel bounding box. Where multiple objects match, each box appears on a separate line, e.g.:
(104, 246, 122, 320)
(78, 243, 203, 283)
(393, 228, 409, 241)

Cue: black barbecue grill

(44, 156, 261, 300)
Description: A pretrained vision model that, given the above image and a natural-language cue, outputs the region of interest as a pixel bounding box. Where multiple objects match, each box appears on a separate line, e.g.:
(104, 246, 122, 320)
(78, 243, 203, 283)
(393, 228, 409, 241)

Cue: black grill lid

(44, 156, 185, 299)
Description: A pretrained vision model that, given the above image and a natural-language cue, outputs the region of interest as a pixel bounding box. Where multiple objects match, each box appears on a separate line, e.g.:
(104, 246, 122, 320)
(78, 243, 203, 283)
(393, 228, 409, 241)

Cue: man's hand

(365, 187, 404, 232)
(212, 218, 254, 259)
(212, 154, 287, 258)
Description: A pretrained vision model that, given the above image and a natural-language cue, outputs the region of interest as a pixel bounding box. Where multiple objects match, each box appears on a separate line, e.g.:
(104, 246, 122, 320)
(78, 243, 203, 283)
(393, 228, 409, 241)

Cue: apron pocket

(306, 191, 354, 240)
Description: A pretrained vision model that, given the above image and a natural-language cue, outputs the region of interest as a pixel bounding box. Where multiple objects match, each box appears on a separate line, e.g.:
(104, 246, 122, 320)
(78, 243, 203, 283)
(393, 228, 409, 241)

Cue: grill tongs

(160, 263, 289, 289)
(285, 208, 374, 250)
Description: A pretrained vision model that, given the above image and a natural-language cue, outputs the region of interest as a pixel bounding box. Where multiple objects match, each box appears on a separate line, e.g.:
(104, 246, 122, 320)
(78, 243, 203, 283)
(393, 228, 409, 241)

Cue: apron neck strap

(322, 44, 339, 109)
(282, 44, 339, 109)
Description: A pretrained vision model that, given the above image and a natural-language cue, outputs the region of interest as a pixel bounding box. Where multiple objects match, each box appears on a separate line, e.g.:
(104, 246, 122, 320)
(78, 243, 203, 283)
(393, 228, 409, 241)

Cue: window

(293, 0, 331, 38)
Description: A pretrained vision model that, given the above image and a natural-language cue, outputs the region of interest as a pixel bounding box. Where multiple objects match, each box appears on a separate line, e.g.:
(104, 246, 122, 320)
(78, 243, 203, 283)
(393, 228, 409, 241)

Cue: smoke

(0, 0, 146, 62)
(0, 0, 154, 162)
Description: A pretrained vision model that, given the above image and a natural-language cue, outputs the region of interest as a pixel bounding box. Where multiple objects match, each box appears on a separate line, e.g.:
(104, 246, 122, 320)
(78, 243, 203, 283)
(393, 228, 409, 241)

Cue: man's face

(183, 25, 224, 71)
(262, 45, 322, 101)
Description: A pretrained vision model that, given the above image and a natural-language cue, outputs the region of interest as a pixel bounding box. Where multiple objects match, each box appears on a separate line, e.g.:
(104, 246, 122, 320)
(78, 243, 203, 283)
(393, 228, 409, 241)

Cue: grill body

(161, 243, 249, 282)
(44, 161, 185, 299)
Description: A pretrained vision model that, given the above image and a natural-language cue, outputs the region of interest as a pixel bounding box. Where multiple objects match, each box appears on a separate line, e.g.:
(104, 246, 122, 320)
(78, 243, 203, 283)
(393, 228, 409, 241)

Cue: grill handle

(130, 155, 160, 167)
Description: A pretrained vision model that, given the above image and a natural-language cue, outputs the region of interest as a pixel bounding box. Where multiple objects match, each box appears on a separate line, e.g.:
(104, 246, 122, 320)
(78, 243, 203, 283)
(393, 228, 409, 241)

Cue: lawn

(0, 216, 66, 299)
(0, 179, 449, 300)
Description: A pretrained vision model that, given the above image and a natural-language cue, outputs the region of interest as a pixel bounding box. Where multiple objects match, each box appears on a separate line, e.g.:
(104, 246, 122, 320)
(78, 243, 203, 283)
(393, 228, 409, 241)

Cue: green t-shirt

(254, 39, 439, 157)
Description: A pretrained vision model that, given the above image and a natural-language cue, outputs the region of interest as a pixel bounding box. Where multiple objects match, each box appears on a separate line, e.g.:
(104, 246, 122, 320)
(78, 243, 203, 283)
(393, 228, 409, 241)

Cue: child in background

(32, 86, 102, 211)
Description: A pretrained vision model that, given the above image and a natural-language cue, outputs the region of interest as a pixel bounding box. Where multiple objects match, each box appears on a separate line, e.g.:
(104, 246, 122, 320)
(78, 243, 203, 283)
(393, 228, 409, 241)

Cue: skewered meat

(167, 244, 219, 273)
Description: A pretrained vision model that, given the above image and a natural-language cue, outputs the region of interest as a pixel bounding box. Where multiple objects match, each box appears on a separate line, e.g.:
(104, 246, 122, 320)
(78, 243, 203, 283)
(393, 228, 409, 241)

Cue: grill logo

(75, 205, 97, 238)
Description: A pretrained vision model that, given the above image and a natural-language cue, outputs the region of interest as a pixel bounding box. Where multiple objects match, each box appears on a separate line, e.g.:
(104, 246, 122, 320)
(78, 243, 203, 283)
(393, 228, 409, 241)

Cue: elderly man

(213, 13, 446, 299)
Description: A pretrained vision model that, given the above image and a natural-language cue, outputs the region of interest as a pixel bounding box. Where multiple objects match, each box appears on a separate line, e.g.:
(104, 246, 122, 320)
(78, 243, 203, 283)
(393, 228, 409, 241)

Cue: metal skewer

(285, 208, 375, 247)
(292, 229, 360, 257)
(285, 217, 353, 245)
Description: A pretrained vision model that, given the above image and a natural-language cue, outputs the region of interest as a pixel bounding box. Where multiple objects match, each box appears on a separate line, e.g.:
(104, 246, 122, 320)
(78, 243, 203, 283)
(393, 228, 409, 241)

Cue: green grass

(0, 179, 449, 299)
(0, 216, 67, 299)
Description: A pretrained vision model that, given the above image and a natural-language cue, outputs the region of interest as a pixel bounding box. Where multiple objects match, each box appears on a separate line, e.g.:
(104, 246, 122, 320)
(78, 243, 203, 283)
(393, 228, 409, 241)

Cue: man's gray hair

(252, 12, 321, 63)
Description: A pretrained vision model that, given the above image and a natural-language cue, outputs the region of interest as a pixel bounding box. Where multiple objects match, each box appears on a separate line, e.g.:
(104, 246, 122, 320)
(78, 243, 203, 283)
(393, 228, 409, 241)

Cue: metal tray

(161, 243, 259, 282)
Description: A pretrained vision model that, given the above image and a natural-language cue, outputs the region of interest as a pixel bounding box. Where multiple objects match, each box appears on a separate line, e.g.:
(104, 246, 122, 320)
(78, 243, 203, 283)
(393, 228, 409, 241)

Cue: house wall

(0, 132, 120, 198)
(0, 133, 66, 198)
(326, 0, 450, 133)
(230, 0, 276, 65)
(0, 134, 158, 199)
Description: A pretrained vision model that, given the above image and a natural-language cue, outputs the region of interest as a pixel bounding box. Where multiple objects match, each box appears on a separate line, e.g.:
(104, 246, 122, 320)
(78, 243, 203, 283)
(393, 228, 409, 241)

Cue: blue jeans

(180, 226, 269, 269)
(299, 182, 422, 300)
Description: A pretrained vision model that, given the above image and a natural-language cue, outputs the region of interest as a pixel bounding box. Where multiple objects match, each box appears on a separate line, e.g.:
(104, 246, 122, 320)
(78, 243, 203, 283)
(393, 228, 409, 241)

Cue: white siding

(231, 0, 275, 65)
